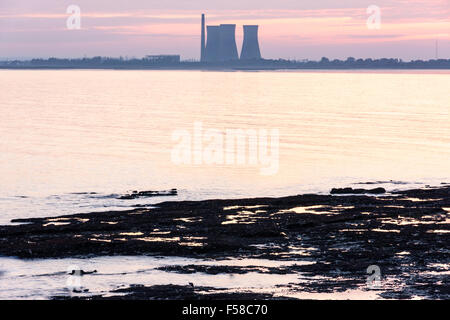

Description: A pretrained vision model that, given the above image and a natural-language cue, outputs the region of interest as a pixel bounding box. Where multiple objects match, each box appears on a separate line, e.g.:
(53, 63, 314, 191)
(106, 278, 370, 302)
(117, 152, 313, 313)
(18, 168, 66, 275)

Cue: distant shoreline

(2, 57, 450, 71)
(2, 66, 450, 71)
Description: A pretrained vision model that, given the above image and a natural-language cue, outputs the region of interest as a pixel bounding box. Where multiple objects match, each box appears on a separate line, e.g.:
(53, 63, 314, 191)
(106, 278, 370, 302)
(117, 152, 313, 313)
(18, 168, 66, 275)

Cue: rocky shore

(1, 185, 449, 299)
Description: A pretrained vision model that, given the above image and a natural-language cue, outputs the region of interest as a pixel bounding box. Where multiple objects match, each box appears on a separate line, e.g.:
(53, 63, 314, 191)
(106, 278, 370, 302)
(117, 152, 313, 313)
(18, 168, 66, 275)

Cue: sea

(0, 69, 449, 299)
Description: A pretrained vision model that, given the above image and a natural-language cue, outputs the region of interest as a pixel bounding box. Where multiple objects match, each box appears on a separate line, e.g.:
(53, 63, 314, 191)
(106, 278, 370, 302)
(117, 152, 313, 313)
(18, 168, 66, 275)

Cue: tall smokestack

(218, 24, 238, 61)
(240, 25, 261, 60)
(200, 14, 206, 62)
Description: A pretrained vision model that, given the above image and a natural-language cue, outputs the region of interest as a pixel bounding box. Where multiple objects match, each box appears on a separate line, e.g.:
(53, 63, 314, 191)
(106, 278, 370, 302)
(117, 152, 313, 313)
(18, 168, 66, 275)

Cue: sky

(1, 0, 449, 60)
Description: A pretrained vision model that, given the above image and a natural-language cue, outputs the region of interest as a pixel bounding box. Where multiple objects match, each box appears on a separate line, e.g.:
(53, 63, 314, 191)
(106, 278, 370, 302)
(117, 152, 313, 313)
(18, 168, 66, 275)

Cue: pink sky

(0, 0, 449, 60)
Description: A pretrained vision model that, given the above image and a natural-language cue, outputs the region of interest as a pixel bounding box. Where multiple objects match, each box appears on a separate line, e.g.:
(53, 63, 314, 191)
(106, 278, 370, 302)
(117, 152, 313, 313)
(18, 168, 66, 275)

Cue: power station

(205, 26, 220, 62)
(240, 25, 261, 60)
(219, 24, 239, 61)
(201, 14, 262, 62)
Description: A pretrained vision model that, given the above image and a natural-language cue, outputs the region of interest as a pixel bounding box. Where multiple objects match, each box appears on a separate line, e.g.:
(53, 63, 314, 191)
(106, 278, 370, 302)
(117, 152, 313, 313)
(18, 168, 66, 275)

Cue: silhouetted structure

(200, 14, 206, 62)
(2, 56, 450, 70)
(145, 55, 180, 63)
(219, 24, 239, 61)
(205, 26, 221, 62)
(240, 25, 261, 60)
(201, 14, 259, 63)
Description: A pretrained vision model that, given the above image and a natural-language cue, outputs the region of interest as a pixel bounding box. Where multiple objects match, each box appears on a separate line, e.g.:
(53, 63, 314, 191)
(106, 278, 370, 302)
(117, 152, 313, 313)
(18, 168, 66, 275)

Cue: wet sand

(1, 185, 449, 299)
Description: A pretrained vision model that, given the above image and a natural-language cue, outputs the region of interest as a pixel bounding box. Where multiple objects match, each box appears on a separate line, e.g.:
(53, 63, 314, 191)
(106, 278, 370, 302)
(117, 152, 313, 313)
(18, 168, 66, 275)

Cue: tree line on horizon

(1, 56, 449, 69)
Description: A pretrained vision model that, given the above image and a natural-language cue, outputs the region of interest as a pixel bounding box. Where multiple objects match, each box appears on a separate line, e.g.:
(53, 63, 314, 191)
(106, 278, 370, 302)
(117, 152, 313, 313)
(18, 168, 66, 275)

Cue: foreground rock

(330, 187, 386, 194)
(1, 186, 449, 299)
(117, 189, 177, 200)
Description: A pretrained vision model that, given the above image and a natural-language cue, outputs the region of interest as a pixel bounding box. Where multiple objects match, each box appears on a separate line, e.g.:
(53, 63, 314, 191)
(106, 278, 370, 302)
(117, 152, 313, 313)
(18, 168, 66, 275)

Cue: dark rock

(330, 187, 386, 194)
(118, 189, 177, 200)
(69, 269, 97, 275)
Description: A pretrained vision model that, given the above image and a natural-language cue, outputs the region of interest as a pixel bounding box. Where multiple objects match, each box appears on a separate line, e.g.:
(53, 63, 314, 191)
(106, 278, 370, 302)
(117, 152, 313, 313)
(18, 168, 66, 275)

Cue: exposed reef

(330, 187, 386, 194)
(1, 186, 449, 299)
(117, 189, 177, 200)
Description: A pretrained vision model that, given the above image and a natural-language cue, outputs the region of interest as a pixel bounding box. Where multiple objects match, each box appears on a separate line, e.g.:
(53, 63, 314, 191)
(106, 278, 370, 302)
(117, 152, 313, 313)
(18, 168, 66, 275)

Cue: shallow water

(1, 254, 406, 300)
(0, 69, 449, 299)
(2, 252, 437, 300)
(0, 256, 307, 299)
(1, 70, 449, 223)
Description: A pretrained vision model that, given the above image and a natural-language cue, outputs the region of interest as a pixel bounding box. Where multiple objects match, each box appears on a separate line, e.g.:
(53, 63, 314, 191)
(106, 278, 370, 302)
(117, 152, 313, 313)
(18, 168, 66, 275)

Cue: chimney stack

(200, 14, 206, 62)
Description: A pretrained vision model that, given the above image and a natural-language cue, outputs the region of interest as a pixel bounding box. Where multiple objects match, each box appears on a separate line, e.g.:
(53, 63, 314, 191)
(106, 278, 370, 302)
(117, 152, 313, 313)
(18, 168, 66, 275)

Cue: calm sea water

(0, 69, 449, 224)
(0, 69, 449, 299)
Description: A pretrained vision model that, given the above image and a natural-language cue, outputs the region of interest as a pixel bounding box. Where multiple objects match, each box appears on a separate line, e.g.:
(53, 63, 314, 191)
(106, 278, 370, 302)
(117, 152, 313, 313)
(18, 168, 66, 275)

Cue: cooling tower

(219, 24, 239, 61)
(205, 26, 221, 62)
(240, 25, 261, 60)
(200, 14, 206, 62)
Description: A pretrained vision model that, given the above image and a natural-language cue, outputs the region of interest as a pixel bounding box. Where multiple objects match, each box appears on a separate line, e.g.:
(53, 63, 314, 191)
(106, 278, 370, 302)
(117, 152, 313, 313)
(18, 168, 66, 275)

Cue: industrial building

(204, 26, 220, 62)
(145, 55, 180, 64)
(218, 24, 239, 61)
(240, 25, 261, 60)
(200, 14, 262, 63)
